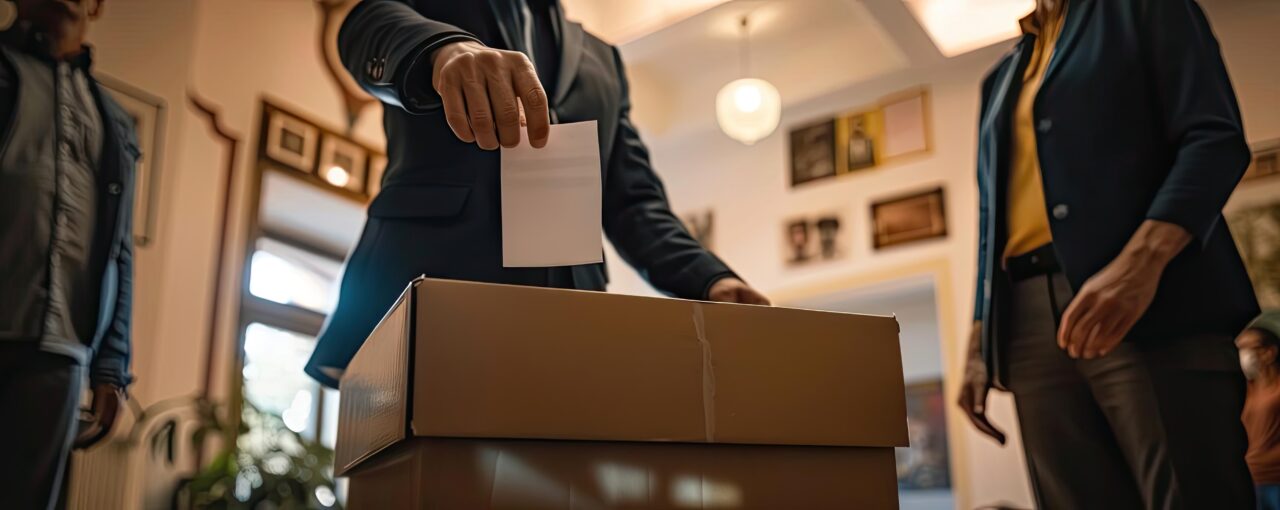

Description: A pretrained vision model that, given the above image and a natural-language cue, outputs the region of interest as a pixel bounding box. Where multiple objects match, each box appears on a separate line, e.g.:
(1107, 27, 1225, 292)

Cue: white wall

(606, 0, 1280, 508)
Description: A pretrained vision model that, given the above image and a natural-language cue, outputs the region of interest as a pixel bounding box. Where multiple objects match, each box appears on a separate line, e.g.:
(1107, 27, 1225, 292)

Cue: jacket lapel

(1040, 0, 1096, 88)
(552, 11, 583, 108)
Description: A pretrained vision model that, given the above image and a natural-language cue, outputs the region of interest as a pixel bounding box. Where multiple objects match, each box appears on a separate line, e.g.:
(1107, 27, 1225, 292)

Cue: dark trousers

(0, 345, 84, 510)
(1005, 271, 1254, 510)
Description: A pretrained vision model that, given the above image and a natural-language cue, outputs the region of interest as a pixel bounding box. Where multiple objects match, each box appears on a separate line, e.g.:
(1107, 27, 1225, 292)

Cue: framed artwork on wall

(879, 88, 931, 161)
(789, 119, 837, 187)
(897, 379, 952, 491)
(839, 111, 879, 173)
(265, 108, 320, 173)
(783, 212, 847, 267)
(318, 133, 369, 194)
(1227, 201, 1280, 309)
(99, 74, 166, 247)
(679, 210, 715, 251)
(871, 187, 947, 249)
(1243, 139, 1280, 184)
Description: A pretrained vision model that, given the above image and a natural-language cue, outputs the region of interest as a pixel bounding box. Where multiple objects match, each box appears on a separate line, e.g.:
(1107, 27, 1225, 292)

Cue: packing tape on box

(692, 302, 716, 442)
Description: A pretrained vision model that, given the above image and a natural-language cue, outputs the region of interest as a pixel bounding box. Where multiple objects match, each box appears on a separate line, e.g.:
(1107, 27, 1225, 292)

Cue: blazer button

(108, 183, 123, 195)
(1052, 204, 1069, 220)
(1037, 118, 1053, 133)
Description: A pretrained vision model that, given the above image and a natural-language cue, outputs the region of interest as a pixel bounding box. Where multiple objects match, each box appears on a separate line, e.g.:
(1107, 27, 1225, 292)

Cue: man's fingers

(512, 65, 551, 148)
(486, 67, 523, 148)
(460, 67, 499, 150)
(439, 76, 475, 143)
(959, 385, 1006, 444)
(1058, 292, 1093, 355)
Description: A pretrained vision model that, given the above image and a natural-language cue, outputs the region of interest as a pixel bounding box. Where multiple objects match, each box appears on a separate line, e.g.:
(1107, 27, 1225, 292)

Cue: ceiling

(559, 0, 1034, 137)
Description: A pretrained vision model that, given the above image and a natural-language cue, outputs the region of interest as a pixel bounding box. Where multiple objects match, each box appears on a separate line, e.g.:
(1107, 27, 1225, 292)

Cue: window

(249, 237, 343, 314)
(242, 323, 322, 440)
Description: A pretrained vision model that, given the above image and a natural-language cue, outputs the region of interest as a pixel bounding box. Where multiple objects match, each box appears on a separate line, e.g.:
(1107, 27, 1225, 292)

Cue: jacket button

(108, 183, 123, 195)
(1037, 118, 1053, 133)
(1052, 204, 1069, 220)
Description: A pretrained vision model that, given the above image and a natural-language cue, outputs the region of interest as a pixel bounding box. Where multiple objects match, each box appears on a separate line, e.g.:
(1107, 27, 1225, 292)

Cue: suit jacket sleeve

(602, 47, 738, 300)
(1139, 0, 1252, 247)
(973, 68, 1000, 322)
(91, 172, 134, 388)
(338, 0, 481, 114)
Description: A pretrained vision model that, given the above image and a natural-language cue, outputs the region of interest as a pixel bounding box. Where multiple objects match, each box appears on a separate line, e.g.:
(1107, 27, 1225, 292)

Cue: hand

(1058, 220, 1191, 359)
(707, 277, 771, 306)
(74, 383, 123, 449)
(431, 40, 551, 150)
(957, 321, 1006, 445)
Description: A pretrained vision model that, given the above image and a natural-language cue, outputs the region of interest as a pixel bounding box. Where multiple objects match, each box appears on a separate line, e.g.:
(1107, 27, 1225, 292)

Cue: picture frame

(897, 379, 952, 491)
(679, 210, 715, 251)
(317, 133, 369, 194)
(1243, 139, 1280, 184)
(871, 187, 947, 249)
(783, 212, 847, 267)
(878, 88, 932, 162)
(838, 111, 879, 173)
(98, 74, 166, 247)
(789, 119, 838, 187)
(265, 108, 320, 173)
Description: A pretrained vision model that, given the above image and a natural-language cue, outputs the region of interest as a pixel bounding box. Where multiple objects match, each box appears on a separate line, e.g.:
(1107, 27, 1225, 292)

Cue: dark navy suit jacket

(306, 0, 736, 387)
(973, 0, 1260, 385)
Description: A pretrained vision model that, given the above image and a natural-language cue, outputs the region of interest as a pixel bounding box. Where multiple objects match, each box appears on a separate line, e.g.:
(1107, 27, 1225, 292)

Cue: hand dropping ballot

(501, 121, 603, 267)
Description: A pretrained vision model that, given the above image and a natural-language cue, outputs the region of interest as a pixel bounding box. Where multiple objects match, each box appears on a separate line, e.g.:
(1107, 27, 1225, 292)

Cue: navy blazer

(973, 0, 1260, 385)
(306, 0, 736, 387)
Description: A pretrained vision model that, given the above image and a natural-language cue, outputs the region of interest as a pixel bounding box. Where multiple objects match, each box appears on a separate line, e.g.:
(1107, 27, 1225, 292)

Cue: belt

(1006, 243, 1060, 282)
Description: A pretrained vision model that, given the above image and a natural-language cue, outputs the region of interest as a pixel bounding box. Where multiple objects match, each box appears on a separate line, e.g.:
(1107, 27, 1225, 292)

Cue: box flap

(407, 279, 907, 448)
(333, 283, 416, 475)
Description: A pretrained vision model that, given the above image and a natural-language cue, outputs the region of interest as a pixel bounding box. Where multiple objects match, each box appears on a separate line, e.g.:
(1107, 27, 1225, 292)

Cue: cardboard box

(336, 278, 907, 508)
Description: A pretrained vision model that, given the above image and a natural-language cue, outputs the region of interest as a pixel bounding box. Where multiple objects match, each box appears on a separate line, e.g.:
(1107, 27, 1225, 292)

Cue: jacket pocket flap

(368, 185, 471, 219)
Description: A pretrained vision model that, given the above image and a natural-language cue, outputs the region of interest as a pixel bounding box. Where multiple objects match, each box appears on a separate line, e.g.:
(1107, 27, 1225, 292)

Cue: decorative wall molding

(316, 0, 376, 133)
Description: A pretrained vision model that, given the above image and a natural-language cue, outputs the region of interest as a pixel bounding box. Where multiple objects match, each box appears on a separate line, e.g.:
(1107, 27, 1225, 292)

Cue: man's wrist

(1120, 220, 1192, 270)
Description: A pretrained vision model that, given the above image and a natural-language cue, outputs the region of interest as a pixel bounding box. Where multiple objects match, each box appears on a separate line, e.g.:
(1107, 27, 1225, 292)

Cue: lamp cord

(739, 16, 751, 78)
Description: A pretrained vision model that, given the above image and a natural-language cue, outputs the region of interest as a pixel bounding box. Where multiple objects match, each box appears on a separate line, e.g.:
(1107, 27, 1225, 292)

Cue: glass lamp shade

(716, 78, 781, 145)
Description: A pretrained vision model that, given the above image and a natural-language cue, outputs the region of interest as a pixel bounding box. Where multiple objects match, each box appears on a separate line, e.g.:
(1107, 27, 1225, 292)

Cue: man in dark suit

(956, 0, 1259, 508)
(305, 0, 768, 388)
(0, 0, 137, 508)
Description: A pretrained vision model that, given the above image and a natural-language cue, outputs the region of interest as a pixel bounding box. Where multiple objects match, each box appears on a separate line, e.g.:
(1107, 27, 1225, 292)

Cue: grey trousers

(1005, 272, 1254, 510)
(0, 345, 83, 510)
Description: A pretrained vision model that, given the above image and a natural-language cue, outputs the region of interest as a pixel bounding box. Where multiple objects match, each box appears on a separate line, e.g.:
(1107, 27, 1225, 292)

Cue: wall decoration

(316, 0, 375, 132)
(880, 88, 931, 161)
(841, 111, 878, 172)
(265, 109, 320, 173)
(318, 133, 369, 193)
(1243, 140, 1280, 184)
(680, 210, 715, 251)
(1227, 201, 1280, 309)
(99, 75, 166, 247)
(789, 119, 837, 187)
(783, 212, 847, 266)
(896, 379, 952, 491)
(872, 187, 947, 249)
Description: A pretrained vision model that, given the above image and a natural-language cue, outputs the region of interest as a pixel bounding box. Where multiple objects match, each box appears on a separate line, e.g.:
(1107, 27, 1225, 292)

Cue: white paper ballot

(501, 120, 603, 267)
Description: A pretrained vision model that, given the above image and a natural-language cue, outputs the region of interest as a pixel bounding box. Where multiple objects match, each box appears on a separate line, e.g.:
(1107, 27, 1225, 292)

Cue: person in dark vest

(957, 0, 1258, 508)
(306, 0, 768, 387)
(0, 1, 138, 508)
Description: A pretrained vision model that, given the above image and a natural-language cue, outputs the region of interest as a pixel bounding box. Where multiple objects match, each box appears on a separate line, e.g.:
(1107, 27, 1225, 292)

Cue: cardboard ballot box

(336, 278, 908, 509)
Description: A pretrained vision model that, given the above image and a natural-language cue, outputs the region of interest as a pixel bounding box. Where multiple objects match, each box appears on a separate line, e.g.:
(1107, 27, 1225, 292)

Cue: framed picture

(871, 187, 947, 249)
(367, 154, 387, 196)
(680, 210, 715, 251)
(879, 88, 931, 161)
(265, 108, 320, 173)
(896, 380, 952, 491)
(1243, 140, 1280, 184)
(789, 119, 837, 187)
(840, 111, 878, 173)
(99, 74, 166, 247)
(783, 212, 847, 267)
(1227, 202, 1280, 309)
(318, 133, 369, 193)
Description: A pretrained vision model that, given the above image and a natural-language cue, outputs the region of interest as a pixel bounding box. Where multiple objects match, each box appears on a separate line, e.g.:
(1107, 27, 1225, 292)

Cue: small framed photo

(1243, 140, 1280, 184)
(680, 209, 715, 251)
(265, 109, 320, 173)
(783, 212, 847, 267)
(840, 111, 879, 173)
(317, 133, 369, 193)
(871, 187, 947, 249)
(98, 75, 165, 247)
(879, 88, 931, 161)
(789, 119, 837, 187)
